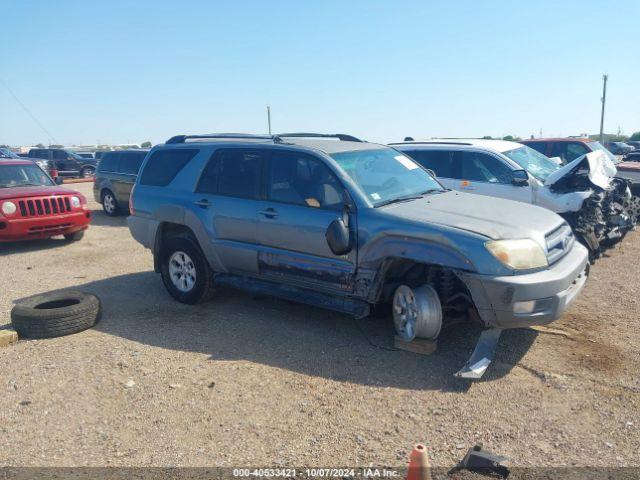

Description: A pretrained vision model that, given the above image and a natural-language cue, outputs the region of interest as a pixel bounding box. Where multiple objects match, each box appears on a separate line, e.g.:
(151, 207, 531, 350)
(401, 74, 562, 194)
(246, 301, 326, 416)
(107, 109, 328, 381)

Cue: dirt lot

(1, 181, 639, 469)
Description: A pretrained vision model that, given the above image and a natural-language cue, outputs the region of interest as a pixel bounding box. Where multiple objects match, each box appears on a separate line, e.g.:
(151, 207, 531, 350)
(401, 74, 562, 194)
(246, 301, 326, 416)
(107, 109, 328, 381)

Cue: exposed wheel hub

(392, 284, 442, 341)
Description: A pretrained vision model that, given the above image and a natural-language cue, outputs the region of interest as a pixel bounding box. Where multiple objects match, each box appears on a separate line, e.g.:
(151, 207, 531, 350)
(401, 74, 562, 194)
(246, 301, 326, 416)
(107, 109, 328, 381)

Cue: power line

(0, 77, 59, 145)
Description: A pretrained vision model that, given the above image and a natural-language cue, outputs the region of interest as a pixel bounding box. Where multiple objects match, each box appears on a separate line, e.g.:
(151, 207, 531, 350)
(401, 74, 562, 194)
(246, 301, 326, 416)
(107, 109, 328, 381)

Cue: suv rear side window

(457, 151, 513, 183)
(404, 150, 455, 178)
(118, 152, 146, 175)
(523, 142, 547, 155)
(551, 142, 589, 163)
(98, 153, 119, 172)
(268, 151, 345, 209)
(197, 149, 264, 199)
(139, 149, 198, 186)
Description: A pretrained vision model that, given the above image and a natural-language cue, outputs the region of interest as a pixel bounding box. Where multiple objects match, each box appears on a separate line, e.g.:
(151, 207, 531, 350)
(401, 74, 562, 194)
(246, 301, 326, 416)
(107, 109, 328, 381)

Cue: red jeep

(0, 160, 91, 242)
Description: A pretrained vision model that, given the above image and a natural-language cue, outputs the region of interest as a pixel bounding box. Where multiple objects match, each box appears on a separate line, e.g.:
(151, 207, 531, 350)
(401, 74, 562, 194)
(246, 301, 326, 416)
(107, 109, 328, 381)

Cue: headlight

(1, 201, 17, 215)
(71, 196, 81, 208)
(485, 238, 548, 270)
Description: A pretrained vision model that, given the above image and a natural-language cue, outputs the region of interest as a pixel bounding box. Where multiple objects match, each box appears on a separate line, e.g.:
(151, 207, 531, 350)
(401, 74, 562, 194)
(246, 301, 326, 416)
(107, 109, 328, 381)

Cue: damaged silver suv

(394, 138, 640, 261)
(128, 133, 590, 378)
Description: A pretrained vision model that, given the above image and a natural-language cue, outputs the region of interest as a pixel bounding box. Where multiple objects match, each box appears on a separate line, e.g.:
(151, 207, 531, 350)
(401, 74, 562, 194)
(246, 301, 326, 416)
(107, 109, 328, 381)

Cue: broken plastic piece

(454, 328, 502, 379)
(449, 443, 510, 478)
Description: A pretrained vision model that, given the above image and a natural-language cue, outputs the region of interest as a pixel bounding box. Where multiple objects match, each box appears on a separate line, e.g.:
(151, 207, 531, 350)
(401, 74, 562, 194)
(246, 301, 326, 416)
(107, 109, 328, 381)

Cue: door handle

(194, 199, 211, 208)
(259, 208, 279, 219)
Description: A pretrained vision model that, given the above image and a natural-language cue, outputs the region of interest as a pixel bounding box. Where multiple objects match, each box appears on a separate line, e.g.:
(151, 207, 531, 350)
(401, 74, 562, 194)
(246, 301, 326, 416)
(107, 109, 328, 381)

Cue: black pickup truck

(27, 148, 98, 178)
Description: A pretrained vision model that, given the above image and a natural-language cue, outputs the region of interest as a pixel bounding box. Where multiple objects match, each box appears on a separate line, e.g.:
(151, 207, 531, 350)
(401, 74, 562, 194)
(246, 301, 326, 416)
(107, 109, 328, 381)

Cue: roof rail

(166, 133, 275, 144)
(389, 140, 473, 146)
(275, 132, 363, 142)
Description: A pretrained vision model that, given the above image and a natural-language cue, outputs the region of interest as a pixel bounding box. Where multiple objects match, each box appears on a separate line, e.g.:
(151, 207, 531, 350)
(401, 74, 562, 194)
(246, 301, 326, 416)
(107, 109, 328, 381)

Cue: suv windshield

(0, 164, 54, 188)
(502, 146, 559, 182)
(588, 141, 619, 164)
(330, 148, 444, 207)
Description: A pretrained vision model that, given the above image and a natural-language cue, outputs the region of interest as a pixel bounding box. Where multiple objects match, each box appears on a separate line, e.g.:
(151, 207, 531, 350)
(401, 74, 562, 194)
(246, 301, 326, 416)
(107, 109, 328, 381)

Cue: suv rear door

(115, 151, 146, 203)
(194, 148, 266, 274)
(256, 149, 356, 293)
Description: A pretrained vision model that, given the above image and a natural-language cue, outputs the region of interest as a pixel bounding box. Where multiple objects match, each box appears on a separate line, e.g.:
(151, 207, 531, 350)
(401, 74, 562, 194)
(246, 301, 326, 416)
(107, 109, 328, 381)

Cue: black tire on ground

(80, 166, 95, 178)
(11, 291, 101, 339)
(64, 230, 85, 242)
(159, 235, 215, 305)
(101, 189, 119, 216)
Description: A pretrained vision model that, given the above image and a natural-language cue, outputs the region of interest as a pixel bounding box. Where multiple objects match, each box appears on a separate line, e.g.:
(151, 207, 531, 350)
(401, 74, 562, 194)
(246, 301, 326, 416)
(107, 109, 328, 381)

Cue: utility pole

(267, 105, 272, 135)
(599, 74, 608, 144)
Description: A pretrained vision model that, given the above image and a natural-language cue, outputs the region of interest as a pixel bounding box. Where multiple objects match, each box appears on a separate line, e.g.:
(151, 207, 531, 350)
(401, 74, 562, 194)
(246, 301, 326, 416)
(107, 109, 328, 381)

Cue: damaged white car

(391, 139, 640, 261)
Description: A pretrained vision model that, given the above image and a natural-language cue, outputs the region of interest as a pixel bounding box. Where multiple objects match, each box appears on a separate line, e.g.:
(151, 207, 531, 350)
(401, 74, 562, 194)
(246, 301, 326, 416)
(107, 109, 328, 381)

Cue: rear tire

(101, 190, 119, 216)
(80, 166, 95, 178)
(64, 230, 85, 242)
(159, 235, 215, 304)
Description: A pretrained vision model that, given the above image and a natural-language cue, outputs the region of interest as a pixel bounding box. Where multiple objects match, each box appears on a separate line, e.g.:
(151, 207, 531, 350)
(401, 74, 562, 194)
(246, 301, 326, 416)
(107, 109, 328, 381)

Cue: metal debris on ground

(449, 443, 510, 478)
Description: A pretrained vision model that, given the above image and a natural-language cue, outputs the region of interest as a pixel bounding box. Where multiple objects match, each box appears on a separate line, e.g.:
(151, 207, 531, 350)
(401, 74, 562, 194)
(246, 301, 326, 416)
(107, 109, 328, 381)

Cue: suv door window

(523, 142, 547, 156)
(205, 149, 264, 199)
(268, 151, 344, 210)
(551, 142, 589, 163)
(118, 152, 146, 175)
(32, 150, 48, 159)
(98, 153, 119, 172)
(139, 149, 198, 186)
(458, 151, 513, 183)
(403, 150, 454, 178)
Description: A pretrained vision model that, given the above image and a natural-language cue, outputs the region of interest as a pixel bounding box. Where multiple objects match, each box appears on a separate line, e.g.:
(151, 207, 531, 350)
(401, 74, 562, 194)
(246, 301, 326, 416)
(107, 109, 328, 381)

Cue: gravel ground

(1, 182, 639, 469)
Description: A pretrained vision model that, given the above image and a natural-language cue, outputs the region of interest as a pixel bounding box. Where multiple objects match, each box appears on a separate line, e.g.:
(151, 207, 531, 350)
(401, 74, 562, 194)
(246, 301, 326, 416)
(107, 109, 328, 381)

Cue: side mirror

(511, 169, 529, 187)
(325, 206, 352, 255)
(55, 176, 64, 185)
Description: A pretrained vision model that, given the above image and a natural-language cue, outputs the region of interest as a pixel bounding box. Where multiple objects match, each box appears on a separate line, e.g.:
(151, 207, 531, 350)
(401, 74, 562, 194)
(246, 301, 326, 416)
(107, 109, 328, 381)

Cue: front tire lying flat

(160, 236, 215, 304)
(11, 291, 101, 339)
(393, 284, 442, 341)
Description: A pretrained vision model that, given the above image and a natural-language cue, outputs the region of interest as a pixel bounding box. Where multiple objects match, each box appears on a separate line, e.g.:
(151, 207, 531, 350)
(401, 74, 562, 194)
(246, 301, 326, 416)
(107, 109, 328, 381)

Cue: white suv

(391, 138, 640, 260)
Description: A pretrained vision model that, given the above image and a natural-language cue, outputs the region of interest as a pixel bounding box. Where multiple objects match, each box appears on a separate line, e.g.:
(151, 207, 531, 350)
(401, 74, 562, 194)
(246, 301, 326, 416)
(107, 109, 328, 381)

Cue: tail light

(129, 184, 136, 215)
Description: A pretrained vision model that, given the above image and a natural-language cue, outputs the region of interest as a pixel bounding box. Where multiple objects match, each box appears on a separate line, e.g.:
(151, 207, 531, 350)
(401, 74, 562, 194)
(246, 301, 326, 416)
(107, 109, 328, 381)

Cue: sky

(1, 0, 639, 147)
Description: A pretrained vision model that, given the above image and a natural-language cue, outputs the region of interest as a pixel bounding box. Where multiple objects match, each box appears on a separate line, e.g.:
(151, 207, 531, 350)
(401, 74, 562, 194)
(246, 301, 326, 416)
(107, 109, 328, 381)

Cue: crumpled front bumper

(457, 242, 589, 329)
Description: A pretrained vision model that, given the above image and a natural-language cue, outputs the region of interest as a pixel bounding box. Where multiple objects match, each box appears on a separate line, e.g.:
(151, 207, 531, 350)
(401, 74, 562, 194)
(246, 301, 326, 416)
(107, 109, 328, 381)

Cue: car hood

(544, 151, 616, 189)
(0, 186, 79, 201)
(381, 190, 564, 242)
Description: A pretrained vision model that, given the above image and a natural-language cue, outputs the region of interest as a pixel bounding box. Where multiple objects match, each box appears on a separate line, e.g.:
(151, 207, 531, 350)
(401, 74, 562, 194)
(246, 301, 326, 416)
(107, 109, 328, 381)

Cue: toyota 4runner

(128, 133, 590, 378)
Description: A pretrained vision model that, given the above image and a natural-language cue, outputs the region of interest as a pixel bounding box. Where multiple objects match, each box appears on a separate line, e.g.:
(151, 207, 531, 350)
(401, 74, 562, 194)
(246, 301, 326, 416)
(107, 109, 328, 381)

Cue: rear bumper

(0, 210, 91, 242)
(458, 242, 589, 328)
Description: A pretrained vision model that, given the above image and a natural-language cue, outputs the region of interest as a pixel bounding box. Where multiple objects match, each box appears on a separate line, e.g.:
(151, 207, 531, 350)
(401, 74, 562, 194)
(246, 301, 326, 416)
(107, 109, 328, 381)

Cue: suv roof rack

(275, 133, 363, 142)
(390, 140, 473, 146)
(166, 133, 275, 144)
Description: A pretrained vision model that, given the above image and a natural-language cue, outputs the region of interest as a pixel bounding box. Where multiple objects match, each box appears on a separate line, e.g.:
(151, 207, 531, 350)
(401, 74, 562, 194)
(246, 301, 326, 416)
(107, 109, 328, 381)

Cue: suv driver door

(256, 149, 356, 293)
(455, 150, 534, 204)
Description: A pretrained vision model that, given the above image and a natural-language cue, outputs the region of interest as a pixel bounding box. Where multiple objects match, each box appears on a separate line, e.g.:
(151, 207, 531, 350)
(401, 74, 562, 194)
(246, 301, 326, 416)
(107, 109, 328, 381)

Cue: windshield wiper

(375, 194, 426, 207)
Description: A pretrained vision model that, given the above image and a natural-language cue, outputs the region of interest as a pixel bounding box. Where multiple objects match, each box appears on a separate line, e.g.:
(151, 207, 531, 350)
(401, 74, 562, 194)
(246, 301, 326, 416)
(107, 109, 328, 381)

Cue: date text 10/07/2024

(232, 468, 402, 478)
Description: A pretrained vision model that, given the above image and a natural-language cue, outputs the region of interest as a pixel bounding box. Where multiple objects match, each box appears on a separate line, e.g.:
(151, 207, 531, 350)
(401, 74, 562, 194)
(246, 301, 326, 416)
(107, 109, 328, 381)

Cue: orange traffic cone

(406, 444, 431, 480)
